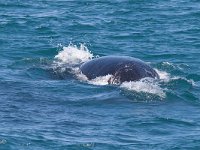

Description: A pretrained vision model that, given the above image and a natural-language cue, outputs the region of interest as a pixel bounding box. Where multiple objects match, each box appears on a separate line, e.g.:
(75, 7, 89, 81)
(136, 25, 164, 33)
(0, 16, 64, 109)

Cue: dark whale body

(80, 56, 159, 84)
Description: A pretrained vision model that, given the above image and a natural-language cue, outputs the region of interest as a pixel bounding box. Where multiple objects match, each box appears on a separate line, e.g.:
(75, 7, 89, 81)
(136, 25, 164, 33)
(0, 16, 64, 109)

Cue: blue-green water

(1, 0, 200, 149)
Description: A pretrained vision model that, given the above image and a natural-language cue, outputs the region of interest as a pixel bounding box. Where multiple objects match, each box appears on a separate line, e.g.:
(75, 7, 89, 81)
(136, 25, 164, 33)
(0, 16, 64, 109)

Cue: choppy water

(1, 0, 200, 149)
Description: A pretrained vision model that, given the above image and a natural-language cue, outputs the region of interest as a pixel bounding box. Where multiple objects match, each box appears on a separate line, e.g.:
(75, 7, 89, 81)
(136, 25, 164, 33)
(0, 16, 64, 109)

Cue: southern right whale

(80, 56, 159, 84)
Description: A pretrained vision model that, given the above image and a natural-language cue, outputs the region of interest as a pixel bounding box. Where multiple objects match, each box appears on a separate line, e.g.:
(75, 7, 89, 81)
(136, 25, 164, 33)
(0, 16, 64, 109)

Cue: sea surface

(1, 0, 200, 149)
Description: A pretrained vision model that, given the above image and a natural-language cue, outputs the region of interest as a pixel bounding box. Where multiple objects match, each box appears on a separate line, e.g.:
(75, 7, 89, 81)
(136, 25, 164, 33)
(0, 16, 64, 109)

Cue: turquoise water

(1, 0, 200, 149)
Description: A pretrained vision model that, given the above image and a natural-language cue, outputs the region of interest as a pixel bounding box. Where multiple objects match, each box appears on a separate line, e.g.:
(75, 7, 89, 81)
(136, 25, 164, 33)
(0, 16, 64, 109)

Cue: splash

(54, 43, 93, 66)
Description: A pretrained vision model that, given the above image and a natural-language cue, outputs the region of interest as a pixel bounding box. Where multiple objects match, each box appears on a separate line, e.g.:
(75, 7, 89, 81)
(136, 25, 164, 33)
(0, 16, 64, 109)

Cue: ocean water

(1, 0, 200, 149)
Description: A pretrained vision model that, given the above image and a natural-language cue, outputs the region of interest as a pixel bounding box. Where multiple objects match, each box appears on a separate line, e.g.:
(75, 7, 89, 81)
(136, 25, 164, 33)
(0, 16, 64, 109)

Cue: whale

(80, 56, 159, 84)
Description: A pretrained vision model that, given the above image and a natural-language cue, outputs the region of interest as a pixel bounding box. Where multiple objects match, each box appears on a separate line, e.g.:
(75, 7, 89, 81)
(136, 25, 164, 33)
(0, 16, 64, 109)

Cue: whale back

(80, 56, 159, 84)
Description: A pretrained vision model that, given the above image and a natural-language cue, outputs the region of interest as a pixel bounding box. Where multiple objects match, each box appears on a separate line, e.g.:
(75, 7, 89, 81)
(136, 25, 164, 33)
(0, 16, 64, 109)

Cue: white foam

(155, 69, 170, 81)
(120, 78, 166, 98)
(80, 74, 166, 98)
(72, 67, 88, 81)
(54, 43, 93, 66)
(73, 68, 112, 85)
(88, 74, 113, 85)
